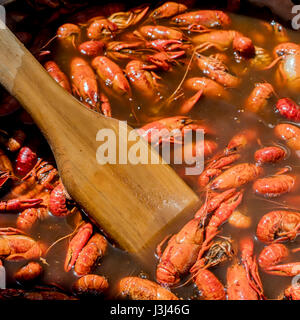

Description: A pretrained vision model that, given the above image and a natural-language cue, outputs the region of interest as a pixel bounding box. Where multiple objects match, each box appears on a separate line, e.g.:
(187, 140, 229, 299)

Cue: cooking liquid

(0, 11, 300, 300)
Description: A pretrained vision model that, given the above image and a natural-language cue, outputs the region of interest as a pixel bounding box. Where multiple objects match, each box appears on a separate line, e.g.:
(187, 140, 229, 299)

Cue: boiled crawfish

(227, 237, 264, 300)
(256, 210, 300, 243)
(194, 30, 255, 58)
(118, 277, 178, 300)
(195, 54, 241, 88)
(259, 243, 300, 276)
(253, 173, 295, 198)
(73, 274, 109, 296)
(0, 229, 45, 261)
(147, 2, 187, 21)
(137, 116, 213, 147)
(70, 57, 100, 111)
(193, 239, 233, 300)
(171, 10, 231, 30)
(45, 61, 71, 93)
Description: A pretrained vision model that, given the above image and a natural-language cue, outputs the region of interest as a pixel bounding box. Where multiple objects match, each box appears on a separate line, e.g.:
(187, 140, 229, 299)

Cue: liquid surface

(1, 5, 300, 300)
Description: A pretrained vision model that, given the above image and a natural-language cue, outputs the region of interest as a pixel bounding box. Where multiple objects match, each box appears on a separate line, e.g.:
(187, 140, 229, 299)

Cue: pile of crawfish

(0, 1, 300, 300)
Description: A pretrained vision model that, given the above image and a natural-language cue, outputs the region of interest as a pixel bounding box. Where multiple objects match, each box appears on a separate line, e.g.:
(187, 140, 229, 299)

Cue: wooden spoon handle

(0, 24, 200, 256)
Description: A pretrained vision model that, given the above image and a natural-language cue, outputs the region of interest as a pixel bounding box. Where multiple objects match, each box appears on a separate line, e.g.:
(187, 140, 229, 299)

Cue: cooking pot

(0, 0, 297, 28)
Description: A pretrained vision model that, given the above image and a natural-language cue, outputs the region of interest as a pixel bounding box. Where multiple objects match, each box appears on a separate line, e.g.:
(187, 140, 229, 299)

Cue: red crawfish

(118, 277, 178, 300)
(145, 39, 187, 52)
(194, 188, 237, 219)
(64, 222, 93, 272)
(193, 239, 233, 300)
(227, 238, 264, 300)
(137, 116, 214, 147)
(253, 174, 295, 198)
(194, 30, 255, 58)
(227, 263, 260, 300)
(171, 10, 231, 30)
(86, 18, 118, 39)
(22, 158, 58, 190)
(192, 191, 243, 264)
(106, 41, 145, 61)
(73, 275, 108, 296)
(147, 2, 187, 21)
(99, 92, 112, 117)
(195, 54, 241, 88)
(274, 123, 300, 153)
(0, 199, 42, 212)
(15, 146, 38, 177)
(225, 129, 258, 154)
(276, 98, 300, 122)
(9, 159, 58, 200)
(125, 60, 162, 102)
(258, 243, 289, 270)
(197, 154, 240, 188)
(0, 229, 45, 261)
(146, 50, 185, 71)
(179, 77, 230, 114)
(57, 23, 81, 48)
(44, 61, 71, 93)
(184, 77, 230, 100)
(176, 90, 205, 115)
(209, 163, 263, 190)
(156, 217, 205, 286)
(78, 40, 105, 57)
(194, 269, 225, 300)
(107, 5, 149, 31)
(17, 207, 48, 231)
(70, 57, 99, 111)
(134, 25, 187, 41)
(254, 146, 286, 164)
(198, 129, 257, 188)
(244, 83, 275, 113)
(239, 237, 265, 299)
(15, 262, 43, 282)
(258, 243, 300, 276)
(74, 233, 107, 276)
(256, 210, 300, 243)
(49, 183, 72, 217)
(91, 56, 132, 99)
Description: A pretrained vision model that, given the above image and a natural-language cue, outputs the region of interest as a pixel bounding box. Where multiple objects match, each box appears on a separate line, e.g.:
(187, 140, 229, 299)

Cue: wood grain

(0, 26, 199, 256)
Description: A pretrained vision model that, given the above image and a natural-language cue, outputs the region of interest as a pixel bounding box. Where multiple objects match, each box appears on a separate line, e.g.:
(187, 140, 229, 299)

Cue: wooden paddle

(0, 24, 199, 257)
